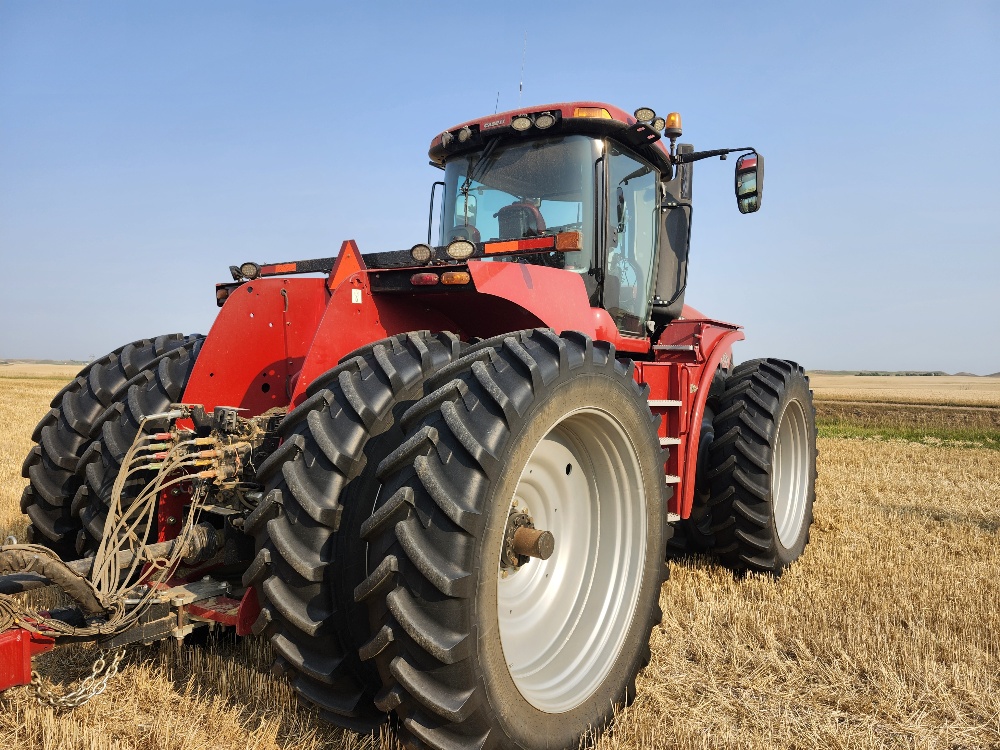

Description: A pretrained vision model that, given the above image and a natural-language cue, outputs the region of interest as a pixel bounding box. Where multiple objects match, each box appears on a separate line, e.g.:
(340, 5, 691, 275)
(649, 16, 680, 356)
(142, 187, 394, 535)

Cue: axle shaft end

(511, 526, 554, 560)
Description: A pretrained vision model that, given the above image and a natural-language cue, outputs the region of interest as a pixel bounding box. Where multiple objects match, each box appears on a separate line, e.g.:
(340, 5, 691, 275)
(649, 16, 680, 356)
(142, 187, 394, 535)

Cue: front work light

(446, 239, 475, 260)
(239, 262, 261, 279)
(651, 117, 666, 132)
(458, 126, 473, 143)
(634, 107, 655, 123)
(534, 112, 556, 129)
(410, 244, 432, 263)
(511, 115, 533, 131)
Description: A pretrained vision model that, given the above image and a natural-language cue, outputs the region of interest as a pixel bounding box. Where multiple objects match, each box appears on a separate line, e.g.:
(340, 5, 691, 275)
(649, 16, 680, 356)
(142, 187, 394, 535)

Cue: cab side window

(605, 145, 658, 335)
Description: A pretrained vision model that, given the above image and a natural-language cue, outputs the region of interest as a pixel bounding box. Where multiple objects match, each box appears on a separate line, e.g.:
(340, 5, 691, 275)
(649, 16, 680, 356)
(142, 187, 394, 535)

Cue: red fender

(467, 261, 649, 354)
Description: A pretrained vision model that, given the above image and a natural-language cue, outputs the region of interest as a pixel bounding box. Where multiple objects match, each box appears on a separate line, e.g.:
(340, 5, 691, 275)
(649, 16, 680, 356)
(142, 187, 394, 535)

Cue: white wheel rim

(772, 399, 809, 548)
(496, 407, 647, 713)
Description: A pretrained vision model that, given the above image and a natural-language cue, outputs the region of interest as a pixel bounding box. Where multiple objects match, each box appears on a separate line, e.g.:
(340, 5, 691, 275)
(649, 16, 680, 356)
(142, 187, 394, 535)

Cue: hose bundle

(1, 409, 225, 638)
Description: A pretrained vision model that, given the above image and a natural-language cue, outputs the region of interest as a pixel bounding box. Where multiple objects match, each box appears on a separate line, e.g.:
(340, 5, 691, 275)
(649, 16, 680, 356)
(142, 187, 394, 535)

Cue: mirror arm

(674, 147, 755, 165)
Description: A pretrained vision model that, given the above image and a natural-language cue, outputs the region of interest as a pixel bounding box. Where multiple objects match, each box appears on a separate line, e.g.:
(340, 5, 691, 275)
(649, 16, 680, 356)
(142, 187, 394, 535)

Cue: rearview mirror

(735, 152, 763, 214)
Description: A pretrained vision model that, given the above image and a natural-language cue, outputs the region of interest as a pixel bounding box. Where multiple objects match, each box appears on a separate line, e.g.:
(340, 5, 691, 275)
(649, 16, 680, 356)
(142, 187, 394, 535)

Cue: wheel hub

(501, 510, 555, 570)
(496, 407, 647, 713)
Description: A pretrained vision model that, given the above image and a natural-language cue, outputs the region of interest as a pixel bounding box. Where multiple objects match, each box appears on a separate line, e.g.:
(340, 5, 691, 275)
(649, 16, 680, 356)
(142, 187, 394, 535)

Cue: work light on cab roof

(533, 111, 557, 129)
(510, 114, 533, 131)
(634, 106, 656, 123)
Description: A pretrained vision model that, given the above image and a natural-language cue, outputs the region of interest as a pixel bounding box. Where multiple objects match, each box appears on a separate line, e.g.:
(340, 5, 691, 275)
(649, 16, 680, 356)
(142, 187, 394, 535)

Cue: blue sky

(1, 1, 997, 373)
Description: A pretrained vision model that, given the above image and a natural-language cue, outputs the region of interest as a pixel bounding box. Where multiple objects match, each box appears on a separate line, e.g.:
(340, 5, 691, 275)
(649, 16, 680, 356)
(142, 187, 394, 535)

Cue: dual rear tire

(243, 331, 465, 730)
(672, 358, 817, 574)
(251, 337, 816, 748)
(707, 358, 817, 573)
(246, 329, 670, 750)
(20, 334, 203, 559)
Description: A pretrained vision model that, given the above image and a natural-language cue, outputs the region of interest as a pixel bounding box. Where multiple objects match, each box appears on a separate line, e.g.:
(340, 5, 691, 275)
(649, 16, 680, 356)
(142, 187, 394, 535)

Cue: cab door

(603, 143, 659, 336)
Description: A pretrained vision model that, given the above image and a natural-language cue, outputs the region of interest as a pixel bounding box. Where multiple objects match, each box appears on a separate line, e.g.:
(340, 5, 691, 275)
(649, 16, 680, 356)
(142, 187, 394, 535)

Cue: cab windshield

(439, 135, 600, 274)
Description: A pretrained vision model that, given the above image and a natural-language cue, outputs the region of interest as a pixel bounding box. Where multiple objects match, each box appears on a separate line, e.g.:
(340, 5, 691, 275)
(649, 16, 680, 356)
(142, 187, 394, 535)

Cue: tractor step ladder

(646, 376, 686, 524)
(648, 398, 683, 485)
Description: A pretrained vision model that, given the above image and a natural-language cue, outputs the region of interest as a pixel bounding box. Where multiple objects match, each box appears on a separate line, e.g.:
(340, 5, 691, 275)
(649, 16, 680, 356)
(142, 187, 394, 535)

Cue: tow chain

(29, 648, 126, 709)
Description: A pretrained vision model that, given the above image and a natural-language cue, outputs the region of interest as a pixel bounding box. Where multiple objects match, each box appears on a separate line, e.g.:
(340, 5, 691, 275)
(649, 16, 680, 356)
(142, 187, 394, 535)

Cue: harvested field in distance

(815, 400, 1000, 448)
(810, 374, 1000, 448)
(809, 374, 1000, 407)
(0, 363, 84, 380)
(1, 374, 999, 749)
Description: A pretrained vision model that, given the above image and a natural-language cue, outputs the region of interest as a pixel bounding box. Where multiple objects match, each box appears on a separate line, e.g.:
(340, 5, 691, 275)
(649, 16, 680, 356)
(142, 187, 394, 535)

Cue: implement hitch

(0, 522, 245, 692)
(0, 404, 276, 696)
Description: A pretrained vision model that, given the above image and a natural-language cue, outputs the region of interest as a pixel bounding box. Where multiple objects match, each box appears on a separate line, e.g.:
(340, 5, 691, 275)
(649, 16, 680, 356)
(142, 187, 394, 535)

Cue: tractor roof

(429, 101, 674, 174)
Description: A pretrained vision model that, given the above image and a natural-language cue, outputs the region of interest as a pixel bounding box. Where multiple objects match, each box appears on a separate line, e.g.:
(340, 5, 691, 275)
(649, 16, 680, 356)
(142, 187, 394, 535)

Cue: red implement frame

(0, 627, 54, 691)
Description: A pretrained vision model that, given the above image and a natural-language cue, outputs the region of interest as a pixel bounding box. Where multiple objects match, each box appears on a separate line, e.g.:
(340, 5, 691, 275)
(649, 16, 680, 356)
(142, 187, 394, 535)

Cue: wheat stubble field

(0, 367, 998, 750)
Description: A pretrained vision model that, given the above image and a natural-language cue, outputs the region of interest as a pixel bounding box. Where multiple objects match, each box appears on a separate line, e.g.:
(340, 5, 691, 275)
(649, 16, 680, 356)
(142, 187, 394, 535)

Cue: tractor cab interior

(440, 134, 598, 273)
(438, 133, 667, 337)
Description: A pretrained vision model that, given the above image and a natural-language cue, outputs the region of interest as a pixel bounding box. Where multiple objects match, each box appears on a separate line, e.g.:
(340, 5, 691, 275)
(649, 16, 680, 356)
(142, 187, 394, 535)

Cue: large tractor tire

(707, 358, 817, 574)
(357, 329, 668, 750)
(74, 335, 205, 555)
(243, 332, 464, 732)
(20, 334, 199, 560)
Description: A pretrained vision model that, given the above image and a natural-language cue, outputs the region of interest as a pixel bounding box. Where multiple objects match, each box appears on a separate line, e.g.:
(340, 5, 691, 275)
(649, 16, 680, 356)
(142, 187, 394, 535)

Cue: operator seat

(496, 202, 546, 239)
(605, 250, 646, 334)
(450, 224, 481, 243)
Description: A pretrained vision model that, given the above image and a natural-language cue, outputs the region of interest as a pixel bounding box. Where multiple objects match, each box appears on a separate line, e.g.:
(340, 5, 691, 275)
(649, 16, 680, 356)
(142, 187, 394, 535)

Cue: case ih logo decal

(482, 118, 506, 129)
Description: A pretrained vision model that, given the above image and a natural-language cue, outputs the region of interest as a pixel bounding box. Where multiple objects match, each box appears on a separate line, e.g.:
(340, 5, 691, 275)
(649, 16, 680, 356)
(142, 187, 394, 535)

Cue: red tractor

(3, 102, 816, 749)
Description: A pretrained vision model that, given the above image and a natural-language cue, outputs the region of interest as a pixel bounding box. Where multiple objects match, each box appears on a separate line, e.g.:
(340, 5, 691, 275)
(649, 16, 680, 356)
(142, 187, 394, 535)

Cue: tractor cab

(429, 102, 763, 337)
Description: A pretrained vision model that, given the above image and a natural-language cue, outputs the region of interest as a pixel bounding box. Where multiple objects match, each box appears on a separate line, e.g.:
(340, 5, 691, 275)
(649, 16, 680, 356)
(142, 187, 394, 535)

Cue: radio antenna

(495, 90, 500, 114)
(518, 32, 527, 106)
